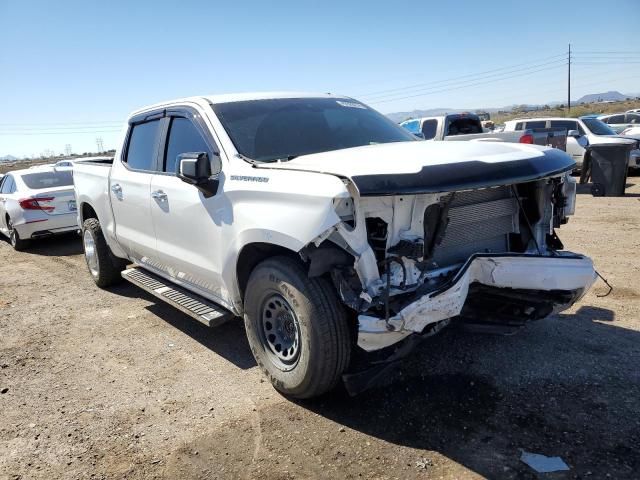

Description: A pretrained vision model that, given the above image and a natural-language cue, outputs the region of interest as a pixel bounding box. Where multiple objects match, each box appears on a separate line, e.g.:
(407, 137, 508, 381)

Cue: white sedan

(0, 166, 78, 250)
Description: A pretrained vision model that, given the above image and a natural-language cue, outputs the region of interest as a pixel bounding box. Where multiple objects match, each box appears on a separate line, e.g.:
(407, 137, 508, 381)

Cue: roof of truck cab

(129, 92, 350, 117)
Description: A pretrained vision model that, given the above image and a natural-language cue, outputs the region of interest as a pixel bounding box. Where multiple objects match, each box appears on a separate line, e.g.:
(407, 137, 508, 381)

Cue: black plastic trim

(351, 148, 576, 196)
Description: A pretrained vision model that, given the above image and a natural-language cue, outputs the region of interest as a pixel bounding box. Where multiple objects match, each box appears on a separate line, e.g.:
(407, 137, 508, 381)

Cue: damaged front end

(303, 167, 596, 353)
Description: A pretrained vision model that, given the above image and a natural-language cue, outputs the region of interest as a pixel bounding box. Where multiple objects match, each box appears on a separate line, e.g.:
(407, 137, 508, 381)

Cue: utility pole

(567, 43, 571, 115)
(65, 144, 72, 157)
(96, 137, 104, 153)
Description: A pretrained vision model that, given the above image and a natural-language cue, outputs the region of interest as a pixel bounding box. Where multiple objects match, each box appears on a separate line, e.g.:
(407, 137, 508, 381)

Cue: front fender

(219, 170, 349, 309)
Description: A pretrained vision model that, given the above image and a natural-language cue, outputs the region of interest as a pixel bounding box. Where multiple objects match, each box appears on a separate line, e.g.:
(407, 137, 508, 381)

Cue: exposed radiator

(432, 186, 519, 266)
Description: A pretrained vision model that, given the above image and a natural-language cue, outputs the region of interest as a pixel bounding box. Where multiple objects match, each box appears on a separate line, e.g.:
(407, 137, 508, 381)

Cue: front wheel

(82, 218, 127, 287)
(243, 256, 351, 399)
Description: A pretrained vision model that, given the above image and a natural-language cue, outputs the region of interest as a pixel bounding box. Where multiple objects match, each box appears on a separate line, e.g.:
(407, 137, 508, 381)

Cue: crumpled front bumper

(357, 253, 597, 352)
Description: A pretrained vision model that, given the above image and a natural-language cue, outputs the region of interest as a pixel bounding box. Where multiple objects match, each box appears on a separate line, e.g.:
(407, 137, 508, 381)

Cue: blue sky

(1, 0, 639, 157)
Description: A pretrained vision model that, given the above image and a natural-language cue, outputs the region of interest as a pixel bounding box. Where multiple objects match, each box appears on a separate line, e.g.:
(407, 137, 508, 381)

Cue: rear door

(149, 109, 226, 303)
(109, 116, 163, 265)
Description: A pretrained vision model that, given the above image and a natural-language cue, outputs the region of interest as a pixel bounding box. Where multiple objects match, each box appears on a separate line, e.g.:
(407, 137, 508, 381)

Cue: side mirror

(413, 132, 426, 139)
(177, 152, 221, 197)
(567, 129, 581, 138)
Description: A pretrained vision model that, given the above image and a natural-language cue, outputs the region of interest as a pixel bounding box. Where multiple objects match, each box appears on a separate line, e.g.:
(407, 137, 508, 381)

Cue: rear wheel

(243, 256, 351, 399)
(82, 218, 127, 287)
(7, 218, 28, 251)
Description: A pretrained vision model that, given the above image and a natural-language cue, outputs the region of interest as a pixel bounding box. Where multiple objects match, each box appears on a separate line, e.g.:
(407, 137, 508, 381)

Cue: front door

(150, 113, 228, 304)
(109, 118, 162, 266)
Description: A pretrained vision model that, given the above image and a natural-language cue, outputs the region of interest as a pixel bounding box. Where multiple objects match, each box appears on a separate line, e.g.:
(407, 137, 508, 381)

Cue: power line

(0, 125, 124, 132)
(368, 64, 565, 104)
(573, 61, 640, 65)
(362, 59, 567, 102)
(447, 72, 640, 113)
(0, 129, 121, 136)
(355, 53, 567, 98)
(0, 120, 121, 127)
(573, 51, 640, 54)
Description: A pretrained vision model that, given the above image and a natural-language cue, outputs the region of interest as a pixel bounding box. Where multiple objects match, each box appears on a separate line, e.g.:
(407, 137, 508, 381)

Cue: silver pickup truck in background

(401, 113, 567, 150)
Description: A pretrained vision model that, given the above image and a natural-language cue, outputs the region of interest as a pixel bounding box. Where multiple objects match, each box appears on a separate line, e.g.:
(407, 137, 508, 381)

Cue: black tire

(244, 256, 351, 399)
(82, 218, 127, 288)
(7, 217, 29, 251)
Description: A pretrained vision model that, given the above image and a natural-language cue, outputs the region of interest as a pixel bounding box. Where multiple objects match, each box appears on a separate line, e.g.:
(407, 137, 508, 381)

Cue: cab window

(401, 120, 420, 134)
(607, 115, 624, 123)
(125, 119, 162, 171)
(163, 117, 211, 174)
(420, 119, 438, 140)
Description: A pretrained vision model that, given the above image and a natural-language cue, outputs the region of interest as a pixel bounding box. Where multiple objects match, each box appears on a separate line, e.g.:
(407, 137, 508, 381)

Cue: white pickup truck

(74, 92, 596, 398)
(400, 113, 567, 150)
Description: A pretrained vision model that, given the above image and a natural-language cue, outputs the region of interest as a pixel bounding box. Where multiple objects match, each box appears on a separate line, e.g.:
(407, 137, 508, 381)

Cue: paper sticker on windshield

(336, 100, 366, 109)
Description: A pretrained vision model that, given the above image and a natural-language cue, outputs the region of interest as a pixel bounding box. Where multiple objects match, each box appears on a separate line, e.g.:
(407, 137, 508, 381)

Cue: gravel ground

(1, 179, 639, 479)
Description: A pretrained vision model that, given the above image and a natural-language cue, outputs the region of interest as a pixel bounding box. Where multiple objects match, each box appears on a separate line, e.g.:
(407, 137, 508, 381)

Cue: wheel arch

(80, 202, 99, 224)
(235, 242, 299, 301)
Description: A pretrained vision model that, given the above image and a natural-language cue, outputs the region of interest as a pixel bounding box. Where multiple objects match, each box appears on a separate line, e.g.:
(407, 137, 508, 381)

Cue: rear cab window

(549, 120, 583, 135)
(446, 116, 483, 135)
(20, 171, 73, 189)
(524, 120, 547, 130)
(125, 119, 162, 171)
(421, 119, 438, 140)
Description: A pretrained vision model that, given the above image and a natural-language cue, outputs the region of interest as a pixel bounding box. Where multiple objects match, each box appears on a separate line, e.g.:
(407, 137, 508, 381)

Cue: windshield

(20, 171, 73, 189)
(211, 97, 416, 162)
(582, 118, 617, 136)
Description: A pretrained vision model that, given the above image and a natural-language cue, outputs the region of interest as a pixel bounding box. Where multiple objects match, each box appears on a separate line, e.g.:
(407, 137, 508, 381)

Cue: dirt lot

(1, 181, 640, 480)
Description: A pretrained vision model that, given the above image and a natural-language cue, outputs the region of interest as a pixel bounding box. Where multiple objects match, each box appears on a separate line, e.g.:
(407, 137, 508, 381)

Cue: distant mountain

(0, 155, 18, 162)
(575, 91, 631, 104)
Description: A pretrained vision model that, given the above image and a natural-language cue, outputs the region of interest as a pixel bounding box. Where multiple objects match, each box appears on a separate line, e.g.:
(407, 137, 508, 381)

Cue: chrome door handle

(151, 190, 167, 201)
(111, 184, 122, 194)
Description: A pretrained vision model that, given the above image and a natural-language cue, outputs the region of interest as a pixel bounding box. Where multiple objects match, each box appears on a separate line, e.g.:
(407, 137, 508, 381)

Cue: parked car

(598, 113, 640, 134)
(0, 166, 78, 250)
(54, 157, 113, 170)
(621, 126, 640, 138)
(626, 109, 640, 114)
(401, 113, 567, 150)
(74, 93, 596, 398)
(504, 116, 640, 170)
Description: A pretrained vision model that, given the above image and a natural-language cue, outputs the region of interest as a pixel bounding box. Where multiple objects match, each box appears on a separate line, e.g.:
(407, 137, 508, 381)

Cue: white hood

(266, 141, 549, 177)
(258, 141, 575, 196)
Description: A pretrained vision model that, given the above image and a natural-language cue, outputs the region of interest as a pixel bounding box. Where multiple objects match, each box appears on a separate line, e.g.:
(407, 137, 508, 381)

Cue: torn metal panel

(357, 254, 596, 351)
